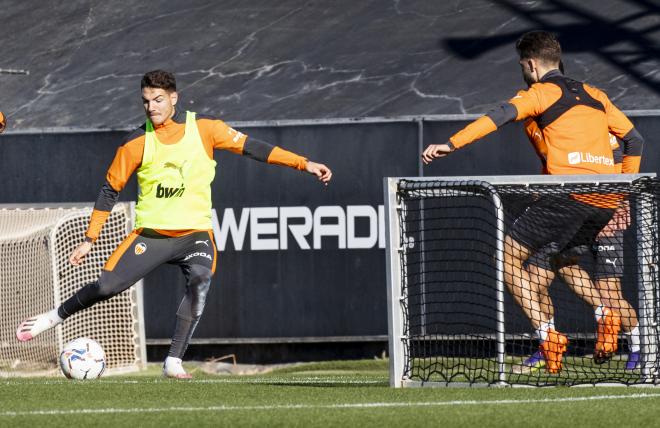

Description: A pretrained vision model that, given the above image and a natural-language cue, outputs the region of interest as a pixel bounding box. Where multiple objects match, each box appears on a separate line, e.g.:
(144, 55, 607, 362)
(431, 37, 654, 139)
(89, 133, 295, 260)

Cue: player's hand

(422, 143, 453, 164)
(305, 161, 332, 185)
(69, 240, 93, 266)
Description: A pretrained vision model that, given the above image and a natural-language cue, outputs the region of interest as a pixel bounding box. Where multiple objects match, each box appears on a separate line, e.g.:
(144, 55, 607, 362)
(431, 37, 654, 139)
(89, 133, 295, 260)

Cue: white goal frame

(385, 173, 659, 388)
(0, 202, 147, 375)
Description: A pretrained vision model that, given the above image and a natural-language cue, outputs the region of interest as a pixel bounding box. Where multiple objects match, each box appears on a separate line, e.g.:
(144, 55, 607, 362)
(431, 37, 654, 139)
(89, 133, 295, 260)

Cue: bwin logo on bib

(156, 183, 185, 198)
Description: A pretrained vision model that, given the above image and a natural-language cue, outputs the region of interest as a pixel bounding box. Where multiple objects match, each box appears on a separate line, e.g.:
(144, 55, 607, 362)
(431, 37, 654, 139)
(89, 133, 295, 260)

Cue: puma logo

(163, 161, 187, 181)
(605, 258, 618, 268)
(195, 240, 209, 247)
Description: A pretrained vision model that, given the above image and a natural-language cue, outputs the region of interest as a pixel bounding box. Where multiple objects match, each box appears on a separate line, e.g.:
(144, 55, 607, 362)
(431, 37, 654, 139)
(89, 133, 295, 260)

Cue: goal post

(385, 174, 659, 387)
(0, 202, 146, 375)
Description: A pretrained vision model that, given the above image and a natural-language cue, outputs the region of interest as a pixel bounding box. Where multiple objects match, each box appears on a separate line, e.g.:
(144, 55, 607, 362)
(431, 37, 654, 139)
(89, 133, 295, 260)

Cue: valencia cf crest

(134, 242, 147, 255)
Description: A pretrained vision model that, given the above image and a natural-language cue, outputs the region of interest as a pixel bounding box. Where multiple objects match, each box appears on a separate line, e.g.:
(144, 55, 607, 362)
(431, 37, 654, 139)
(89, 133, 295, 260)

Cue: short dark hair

(516, 31, 561, 65)
(141, 70, 176, 92)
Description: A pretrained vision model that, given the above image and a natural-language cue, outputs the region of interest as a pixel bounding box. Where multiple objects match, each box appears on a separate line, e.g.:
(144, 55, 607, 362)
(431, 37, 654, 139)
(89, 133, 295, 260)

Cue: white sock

(48, 309, 64, 324)
(595, 305, 606, 322)
(536, 320, 552, 343)
(627, 325, 641, 353)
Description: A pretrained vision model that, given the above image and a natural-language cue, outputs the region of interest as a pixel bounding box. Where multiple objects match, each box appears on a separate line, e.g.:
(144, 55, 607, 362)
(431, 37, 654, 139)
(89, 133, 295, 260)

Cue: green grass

(1, 360, 660, 427)
(410, 355, 643, 386)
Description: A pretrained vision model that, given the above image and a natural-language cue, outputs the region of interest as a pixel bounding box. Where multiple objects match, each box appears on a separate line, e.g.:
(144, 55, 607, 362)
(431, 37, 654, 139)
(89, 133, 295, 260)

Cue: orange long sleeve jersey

(86, 110, 308, 241)
(448, 70, 644, 175)
(523, 119, 624, 175)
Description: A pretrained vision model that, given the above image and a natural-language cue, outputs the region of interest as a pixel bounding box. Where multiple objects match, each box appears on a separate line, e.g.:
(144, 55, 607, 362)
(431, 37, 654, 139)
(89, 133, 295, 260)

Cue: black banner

(1, 116, 657, 339)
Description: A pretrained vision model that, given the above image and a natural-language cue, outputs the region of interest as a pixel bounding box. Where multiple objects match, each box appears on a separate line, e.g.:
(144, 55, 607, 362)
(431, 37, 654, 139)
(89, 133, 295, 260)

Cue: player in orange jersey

(517, 119, 640, 373)
(422, 31, 644, 373)
(16, 70, 332, 378)
(0, 111, 6, 133)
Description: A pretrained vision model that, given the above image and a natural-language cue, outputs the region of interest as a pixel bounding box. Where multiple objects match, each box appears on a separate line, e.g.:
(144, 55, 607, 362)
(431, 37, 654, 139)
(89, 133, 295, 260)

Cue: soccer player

(422, 31, 644, 373)
(0, 111, 6, 133)
(517, 120, 640, 373)
(16, 70, 332, 378)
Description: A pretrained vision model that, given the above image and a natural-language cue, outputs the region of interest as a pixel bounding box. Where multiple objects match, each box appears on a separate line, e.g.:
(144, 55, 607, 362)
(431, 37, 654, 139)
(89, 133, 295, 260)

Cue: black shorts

(510, 196, 615, 257)
(591, 230, 625, 280)
(525, 243, 589, 272)
(101, 228, 217, 285)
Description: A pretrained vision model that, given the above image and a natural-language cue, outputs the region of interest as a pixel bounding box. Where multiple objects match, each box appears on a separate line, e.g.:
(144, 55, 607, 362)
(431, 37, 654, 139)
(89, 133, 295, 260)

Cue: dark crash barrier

(0, 115, 657, 357)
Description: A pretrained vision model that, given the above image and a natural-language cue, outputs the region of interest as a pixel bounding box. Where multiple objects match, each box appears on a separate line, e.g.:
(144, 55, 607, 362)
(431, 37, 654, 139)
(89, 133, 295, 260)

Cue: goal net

(385, 174, 659, 387)
(0, 203, 146, 376)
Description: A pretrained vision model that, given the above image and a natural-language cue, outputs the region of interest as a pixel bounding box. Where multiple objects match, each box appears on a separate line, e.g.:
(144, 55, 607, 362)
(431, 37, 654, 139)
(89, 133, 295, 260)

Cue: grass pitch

(2, 359, 660, 427)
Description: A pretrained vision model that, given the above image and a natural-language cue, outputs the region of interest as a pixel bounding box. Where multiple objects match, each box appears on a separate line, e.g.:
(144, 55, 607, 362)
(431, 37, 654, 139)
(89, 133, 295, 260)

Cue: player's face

(142, 87, 178, 126)
(519, 58, 538, 87)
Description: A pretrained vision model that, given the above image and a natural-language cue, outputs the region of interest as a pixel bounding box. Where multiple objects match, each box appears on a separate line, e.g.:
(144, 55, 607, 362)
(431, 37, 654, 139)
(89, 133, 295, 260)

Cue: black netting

(396, 177, 660, 386)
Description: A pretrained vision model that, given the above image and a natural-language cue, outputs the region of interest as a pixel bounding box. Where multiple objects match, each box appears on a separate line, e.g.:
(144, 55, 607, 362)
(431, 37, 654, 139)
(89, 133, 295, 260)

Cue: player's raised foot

(16, 309, 62, 342)
(540, 329, 568, 374)
(625, 351, 641, 371)
(163, 357, 192, 379)
(512, 350, 545, 374)
(594, 308, 621, 364)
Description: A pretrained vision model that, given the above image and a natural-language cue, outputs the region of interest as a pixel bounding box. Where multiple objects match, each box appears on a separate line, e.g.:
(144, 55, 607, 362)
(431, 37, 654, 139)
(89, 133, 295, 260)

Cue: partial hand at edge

(422, 143, 453, 164)
(69, 241, 93, 266)
(305, 161, 332, 185)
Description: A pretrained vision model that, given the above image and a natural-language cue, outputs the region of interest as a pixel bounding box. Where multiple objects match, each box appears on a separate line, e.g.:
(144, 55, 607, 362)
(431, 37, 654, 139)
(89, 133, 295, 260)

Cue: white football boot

(16, 309, 62, 342)
(163, 356, 192, 379)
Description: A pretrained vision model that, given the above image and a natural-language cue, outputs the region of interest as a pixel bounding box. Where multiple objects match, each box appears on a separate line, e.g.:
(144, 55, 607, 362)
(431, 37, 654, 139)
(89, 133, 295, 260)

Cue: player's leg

(556, 259, 603, 310)
(163, 231, 216, 379)
(556, 262, 620, 362)
(16, 229, 169, 341)
(506, 197, 577, 373)
(527, 252, 556, 324)
(559, 205, 621, 363)
(597, 277, 640, 369)
(504, 238, 567, 374)
(504, 236, 546, 329)
(514, 251, 556, 373)
(593, 230, 640, 369)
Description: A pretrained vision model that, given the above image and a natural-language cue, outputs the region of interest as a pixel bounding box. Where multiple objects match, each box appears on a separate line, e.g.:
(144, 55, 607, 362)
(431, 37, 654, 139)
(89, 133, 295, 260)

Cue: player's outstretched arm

(425, 92, 535, 165)
(70, 240, 93, 266)
(305, 161, 332, 185)
(69, 135, 140, 267)
(422, 143, 454, 164)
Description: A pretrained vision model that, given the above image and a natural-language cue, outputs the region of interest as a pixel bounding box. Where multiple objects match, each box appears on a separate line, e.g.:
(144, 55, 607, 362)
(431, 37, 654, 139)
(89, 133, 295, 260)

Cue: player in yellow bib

(16, 70, 332, 378)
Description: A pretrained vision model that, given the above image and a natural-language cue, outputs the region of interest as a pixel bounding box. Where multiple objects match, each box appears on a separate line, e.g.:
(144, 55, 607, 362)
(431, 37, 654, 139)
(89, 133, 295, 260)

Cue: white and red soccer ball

(59, 338, 106, 380)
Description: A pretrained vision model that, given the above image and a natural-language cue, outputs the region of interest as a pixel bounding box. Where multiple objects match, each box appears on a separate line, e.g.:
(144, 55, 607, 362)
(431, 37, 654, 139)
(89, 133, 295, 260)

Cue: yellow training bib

(135, 111, 216, 229)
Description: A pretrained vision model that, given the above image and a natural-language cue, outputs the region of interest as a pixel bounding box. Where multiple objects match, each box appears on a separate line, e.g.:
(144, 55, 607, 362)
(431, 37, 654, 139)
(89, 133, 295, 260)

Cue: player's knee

(188, 265, 212, 290)
(187, 265, 212, 318)
(505, 235, 531, 263)
(96, 271, 131, 299)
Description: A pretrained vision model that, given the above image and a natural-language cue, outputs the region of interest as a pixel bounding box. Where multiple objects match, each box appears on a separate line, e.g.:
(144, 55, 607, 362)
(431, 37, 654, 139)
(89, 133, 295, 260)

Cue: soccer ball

(59, 338, 106, 380)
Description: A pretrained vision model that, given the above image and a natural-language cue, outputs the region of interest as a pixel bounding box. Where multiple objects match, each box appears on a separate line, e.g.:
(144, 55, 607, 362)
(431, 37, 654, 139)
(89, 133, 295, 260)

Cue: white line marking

(0, 377, 386, 386)
(2, 393, 660, 417)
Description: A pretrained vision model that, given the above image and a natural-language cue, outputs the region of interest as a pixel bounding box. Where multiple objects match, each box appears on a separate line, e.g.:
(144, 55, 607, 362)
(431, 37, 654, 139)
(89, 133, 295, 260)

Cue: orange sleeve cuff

(85, 209, 111, 241)
(621, 156, 641, 174)
(449, 116, 498, 149)
(266, 146, 308, 171)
